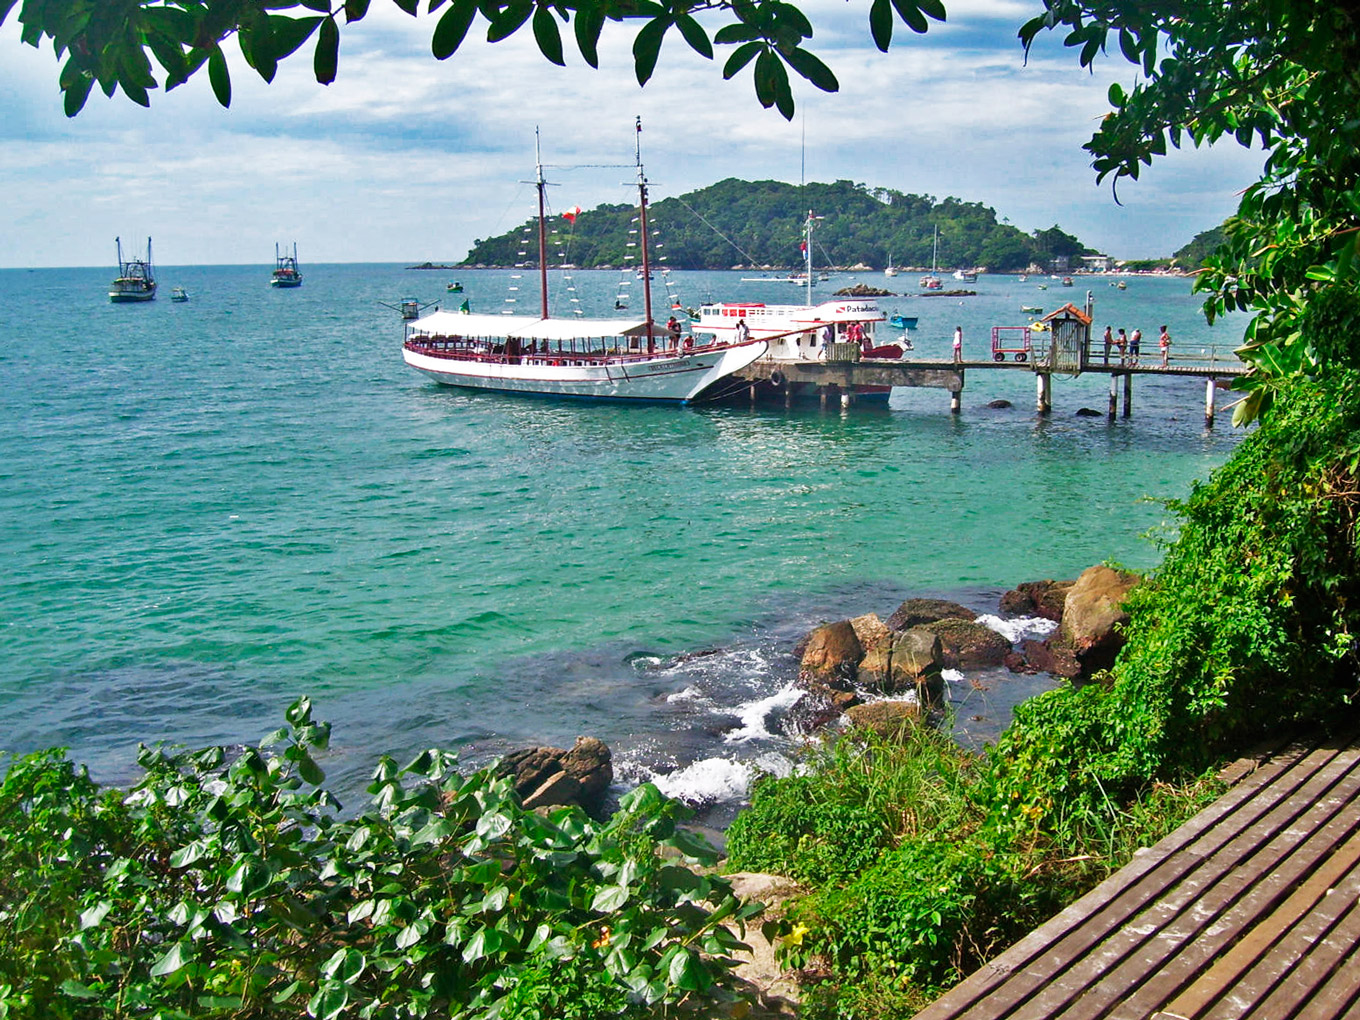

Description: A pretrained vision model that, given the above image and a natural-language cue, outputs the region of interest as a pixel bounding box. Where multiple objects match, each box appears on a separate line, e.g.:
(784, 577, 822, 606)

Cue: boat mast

(805, 211, 814, 305)
(115, 236, 123, 271)
(635, 116, 654, 340)
(535, 128, 550, 319)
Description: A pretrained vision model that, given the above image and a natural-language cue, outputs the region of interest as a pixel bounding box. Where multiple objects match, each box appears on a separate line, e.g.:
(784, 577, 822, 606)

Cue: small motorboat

(1021, 305, 1043, 314)
(889, 313, 918, 330)
(447, 281, 464, 293)
(170, 286, 189, 302)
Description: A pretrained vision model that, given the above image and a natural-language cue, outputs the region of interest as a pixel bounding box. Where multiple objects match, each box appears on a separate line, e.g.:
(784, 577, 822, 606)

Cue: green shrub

(725, 729, 981, 886)
(0, 698, 762, 1020)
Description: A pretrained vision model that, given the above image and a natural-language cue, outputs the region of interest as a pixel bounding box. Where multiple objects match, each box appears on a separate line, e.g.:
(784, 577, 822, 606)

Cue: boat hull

(403, 341, 767, 403)
(109, 289, 156, 303)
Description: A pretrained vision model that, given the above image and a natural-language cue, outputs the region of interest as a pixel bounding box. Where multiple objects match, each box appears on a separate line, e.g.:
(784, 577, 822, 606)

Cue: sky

(0, 0, 1265, 267)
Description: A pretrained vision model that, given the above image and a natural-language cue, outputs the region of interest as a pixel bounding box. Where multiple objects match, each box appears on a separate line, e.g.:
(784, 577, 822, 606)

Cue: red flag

(563, 206, 581, 223)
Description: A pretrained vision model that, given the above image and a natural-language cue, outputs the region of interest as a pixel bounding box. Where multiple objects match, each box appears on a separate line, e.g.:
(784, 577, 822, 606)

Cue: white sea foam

(646, 751, 796, 806)
(666, 685, 703, 703)
(942, 669, 965, 685)
(723, 682, 804, 744)
(976, 613, 1057, 644)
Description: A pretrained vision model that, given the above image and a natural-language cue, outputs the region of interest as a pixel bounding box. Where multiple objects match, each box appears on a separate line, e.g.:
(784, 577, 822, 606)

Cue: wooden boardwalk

(912, 733, 1360, 1020)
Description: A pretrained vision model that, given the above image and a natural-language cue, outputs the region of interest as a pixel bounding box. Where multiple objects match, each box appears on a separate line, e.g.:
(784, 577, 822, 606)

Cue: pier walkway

(911, 732, 1360, 1020)
(731, 347, 1246, 424)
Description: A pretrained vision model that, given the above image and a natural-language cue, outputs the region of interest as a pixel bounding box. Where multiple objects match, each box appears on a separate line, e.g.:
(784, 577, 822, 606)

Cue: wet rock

(798, 620, 863, 685)
(887, 628, 945, 705)
(986, 399, 1013, 409)
(999, 579, 1073, 622)
(885, 597, 974, 631)
(921, 618, 1012, 668)
(849, 612, 891, 653)
(1076, 407, 1104, 417)
(1019, 637, 1080, 678)
(497, 736, 613, 816)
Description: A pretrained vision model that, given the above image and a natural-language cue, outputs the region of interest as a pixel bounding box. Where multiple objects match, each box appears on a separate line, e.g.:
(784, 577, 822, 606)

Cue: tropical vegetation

(9, 0, 1360, 1016)
(0, 698, 762, 1019)
(463, 178, 1089, 271)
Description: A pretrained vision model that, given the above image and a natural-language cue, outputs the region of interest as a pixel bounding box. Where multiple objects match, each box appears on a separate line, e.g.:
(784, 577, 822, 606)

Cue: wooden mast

(535, 128, 549, 319)
(635, 116, 654, 341)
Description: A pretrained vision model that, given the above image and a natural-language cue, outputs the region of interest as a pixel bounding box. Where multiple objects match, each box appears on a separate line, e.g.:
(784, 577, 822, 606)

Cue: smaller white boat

(884, 256, 898, 278)
(954, 269, 977, 282)
(170, 286, 189, 302)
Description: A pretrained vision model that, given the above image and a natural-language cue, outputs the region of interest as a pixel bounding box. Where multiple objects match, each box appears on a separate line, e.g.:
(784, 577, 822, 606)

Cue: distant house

(1080, 254, 1114, 272)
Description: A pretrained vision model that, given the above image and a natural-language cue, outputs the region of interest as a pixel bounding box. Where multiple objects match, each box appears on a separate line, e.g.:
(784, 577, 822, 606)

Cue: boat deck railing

(404, 334, 734, 366)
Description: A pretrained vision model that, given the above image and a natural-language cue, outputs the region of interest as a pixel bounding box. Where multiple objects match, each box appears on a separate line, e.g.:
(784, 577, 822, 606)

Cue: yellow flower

(779, 923, 810, 948)
(591, 926, 612, 949)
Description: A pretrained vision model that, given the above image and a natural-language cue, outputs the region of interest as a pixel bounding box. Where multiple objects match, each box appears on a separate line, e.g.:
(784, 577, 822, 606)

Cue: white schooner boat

(402, 122, 766, 403)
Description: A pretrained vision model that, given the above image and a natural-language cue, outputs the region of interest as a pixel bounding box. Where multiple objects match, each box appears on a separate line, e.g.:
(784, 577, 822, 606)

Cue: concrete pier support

(1108, 375, 1119, 419)
(1123, 373, 1133, 418)
(951, 390, 961, 414)
(1205, 377, 1216, 427)
(1037, 373, 1052, 415)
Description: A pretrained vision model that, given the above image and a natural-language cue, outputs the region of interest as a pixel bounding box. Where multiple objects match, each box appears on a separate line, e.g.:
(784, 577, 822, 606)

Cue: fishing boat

(1062, 276, 1074, 287)
(920, 227, 942, 290)
(109, 237, 157, 302)
(953, 269, 978, 283)
(271, 243, 303, 287)
(447, 281, 463, 293)
(170, 286, 189, 302)
(402, 122, 766, 403)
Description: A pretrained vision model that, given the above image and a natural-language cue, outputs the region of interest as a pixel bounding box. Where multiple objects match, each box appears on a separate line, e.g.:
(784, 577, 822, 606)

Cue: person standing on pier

(953, 325, 963, 363)
(1159, 325, 1171, 367)
(1115, 328, 1128, 363)
(1130, 327, 1142, 364)
(1102, 325, 1113, 363)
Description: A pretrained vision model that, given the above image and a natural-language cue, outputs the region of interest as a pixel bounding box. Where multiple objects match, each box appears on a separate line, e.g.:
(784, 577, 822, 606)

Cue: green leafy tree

(3, 0, 943, 120)
(1020, 0, 1360, 422)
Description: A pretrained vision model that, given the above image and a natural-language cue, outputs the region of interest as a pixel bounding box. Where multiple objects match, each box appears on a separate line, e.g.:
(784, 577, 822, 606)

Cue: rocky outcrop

(921, 618, 1012, 669)
(496, 736, 613, 816)
(885, 598, 974, 631)
(999, 579, 1073, 622)
(1003, 566, 1139, 680)
(1060, 564, 1139, 676)
(834, 283, 894, 297)
(798, 620, 863, 685)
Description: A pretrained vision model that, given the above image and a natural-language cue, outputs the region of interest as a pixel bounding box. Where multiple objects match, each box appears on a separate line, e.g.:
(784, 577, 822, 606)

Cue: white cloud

(0, 3, 1261, 266)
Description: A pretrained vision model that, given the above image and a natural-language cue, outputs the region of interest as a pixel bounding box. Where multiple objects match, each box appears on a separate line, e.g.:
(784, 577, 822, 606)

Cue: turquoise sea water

(0, 264, 1245, 815)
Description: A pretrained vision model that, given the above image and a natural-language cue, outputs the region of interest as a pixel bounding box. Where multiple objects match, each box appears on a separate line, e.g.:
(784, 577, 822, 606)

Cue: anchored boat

(402, 122, 766, 403)
(271, 243, 303, 287)
(109, 237, 157, 302)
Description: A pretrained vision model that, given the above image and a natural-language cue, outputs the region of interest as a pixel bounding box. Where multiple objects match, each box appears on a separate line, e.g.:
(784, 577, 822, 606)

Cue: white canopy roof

(410, 311, 653, 340)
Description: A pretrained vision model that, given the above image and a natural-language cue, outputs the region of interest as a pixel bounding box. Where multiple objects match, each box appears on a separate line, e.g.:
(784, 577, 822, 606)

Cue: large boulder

(887, 628, 945, 705)
(999, 579, 1073, 622)
(921, 618, 1012, 669)
(798, 620, 863, 686)
(849, 613, 892, 654)
(1061, 565, 1139, 675)
(496, 736, 613, 816)
(885, 598, 974, 631)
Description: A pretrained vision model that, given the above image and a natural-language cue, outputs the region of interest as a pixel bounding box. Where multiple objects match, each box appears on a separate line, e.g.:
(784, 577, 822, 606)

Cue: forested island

(460, 178, 1095, 272)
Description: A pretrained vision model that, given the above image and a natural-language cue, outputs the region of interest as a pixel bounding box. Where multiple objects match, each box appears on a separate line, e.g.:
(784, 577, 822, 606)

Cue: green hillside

(461, 179, 1091, 272)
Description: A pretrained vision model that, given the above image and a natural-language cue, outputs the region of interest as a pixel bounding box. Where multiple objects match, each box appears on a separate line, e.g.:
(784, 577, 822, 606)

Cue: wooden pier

(911, 731, 1360, 1020)
(731, 354, 1245, 425)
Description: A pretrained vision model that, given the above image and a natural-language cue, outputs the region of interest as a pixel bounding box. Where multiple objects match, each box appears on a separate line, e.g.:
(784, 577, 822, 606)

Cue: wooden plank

(1099, 760, 1360, 1019)
(1289, 941, 1360, 1020)
(1164, 827, 1360, 1018)
(1239, 867, 1360, 1018)
(1034, 752, 1360, 1020)
(913, 740, 1358, 1020)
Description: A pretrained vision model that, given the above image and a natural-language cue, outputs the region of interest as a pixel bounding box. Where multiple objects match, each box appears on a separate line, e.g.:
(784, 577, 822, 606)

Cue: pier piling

(1036, 373, 1052, 415)
(1205, 378, 1216, 427)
